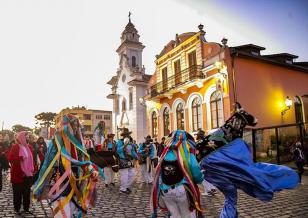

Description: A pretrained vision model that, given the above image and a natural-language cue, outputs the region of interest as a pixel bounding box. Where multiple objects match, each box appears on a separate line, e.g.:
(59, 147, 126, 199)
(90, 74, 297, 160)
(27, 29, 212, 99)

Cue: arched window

(294, 96, 304, 123)
(129, 91, 133, 110)
(152, 112, 158, 137)
(176, 103, 185, 130)
(192, 97, 202, 131)
(132, 56, 136, 67)
(210, 91, 224, 129)
(116, 97, 120, 114)
(122, 98, 127, 112)
(163, 108, 170, 136)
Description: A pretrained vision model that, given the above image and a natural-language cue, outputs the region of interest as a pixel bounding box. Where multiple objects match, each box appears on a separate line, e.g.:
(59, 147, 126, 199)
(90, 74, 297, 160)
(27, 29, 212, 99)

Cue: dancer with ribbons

(151, 130, 204, 218)
(33, 114, 104, 218)
(198, 103, 299, 218)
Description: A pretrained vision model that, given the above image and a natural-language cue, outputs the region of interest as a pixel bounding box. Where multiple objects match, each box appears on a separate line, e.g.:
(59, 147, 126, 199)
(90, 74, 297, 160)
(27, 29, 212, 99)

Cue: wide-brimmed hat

(107, 133, 115, 138)
(120, 128, 132, 137)
(144, 135, 153, 142)
(194, 128, 205, 138)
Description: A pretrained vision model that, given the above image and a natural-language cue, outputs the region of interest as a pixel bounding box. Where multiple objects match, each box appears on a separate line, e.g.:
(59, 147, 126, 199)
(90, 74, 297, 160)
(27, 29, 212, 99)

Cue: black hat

(144, 135, 153, 142)
(194, 128, 205, 138)
(120, 128, 132, 137)
(107, 133, 115, 138)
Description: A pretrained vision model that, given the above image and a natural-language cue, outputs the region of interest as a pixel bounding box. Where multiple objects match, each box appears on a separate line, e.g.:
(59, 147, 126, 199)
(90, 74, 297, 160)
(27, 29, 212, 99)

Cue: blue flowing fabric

(200, 138, 299, 218)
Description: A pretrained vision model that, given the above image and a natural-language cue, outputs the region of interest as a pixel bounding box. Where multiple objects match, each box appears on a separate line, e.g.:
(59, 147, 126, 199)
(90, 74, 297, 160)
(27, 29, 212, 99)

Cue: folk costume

(116, 128, 138, 194)
(138, 135, 155, 184)
(103, 133, 117, 187)
(93, 121, 105, 151)
(199, 104, 299, 218)
(33, 114, 104, 218)
(151, 130, 204, 218)
(84, 138, 94, 151)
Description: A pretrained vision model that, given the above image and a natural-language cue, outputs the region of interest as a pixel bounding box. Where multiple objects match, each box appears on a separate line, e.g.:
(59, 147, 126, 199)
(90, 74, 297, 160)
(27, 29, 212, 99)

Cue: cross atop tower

(128, 11, 132, 23)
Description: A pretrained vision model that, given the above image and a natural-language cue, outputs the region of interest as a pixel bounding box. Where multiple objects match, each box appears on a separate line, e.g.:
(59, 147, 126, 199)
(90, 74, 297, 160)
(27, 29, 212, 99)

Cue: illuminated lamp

(281, 96, 293, 115)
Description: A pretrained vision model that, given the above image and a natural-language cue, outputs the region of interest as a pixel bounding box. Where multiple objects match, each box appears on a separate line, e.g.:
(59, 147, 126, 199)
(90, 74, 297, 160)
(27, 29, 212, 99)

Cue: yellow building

(55, 106, 112, 136)
(145, 24, 230, 140)
(145, 24, 308, 146)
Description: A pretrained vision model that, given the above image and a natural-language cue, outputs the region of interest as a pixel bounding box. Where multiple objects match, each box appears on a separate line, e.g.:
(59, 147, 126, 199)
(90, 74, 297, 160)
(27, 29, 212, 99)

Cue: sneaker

(119, 190, 130, 194)
(110, 182, 115, 186)
(127, 188, 132, 193)
(24, 210, 34, 215)
(105, 184, 109, 188)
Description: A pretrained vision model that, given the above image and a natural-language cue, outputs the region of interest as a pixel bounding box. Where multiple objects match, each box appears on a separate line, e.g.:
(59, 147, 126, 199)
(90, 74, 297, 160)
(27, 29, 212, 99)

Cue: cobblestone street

(0, 168, 308, 218)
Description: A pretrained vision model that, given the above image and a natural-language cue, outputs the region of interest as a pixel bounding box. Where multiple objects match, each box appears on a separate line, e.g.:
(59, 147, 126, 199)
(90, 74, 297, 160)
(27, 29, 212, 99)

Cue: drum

(89, 150, 120, 172)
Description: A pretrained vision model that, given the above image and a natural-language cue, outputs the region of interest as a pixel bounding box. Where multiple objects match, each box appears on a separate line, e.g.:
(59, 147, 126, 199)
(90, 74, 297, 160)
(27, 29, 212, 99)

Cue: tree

(12, 124, 32, 133)
(35, 112, 57, 128)
(0, 129, 15, 142)
(33, 127, 41, 136)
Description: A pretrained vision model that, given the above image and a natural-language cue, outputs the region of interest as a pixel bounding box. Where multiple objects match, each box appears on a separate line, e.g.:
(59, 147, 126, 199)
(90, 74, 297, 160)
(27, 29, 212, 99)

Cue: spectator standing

(293, 141, 305, 184)
(157, 137, 166, 158)
(8, 131, 34, 215)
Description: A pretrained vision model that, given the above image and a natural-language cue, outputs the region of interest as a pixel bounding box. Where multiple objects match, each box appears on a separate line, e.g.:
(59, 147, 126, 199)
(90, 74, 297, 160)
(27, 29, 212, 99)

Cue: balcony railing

(150, 65, 203, 97)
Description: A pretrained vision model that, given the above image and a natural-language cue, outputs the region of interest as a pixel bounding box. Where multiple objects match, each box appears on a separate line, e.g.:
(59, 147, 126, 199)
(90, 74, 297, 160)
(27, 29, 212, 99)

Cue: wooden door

(188, 51, 197, 78)
(174, 60, 181, 85)
(162, 67, 168, 92)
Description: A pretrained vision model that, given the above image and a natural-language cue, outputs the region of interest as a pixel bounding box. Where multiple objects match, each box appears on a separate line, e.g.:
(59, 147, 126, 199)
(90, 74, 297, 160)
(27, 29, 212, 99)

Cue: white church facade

(107, 16, 151, 143)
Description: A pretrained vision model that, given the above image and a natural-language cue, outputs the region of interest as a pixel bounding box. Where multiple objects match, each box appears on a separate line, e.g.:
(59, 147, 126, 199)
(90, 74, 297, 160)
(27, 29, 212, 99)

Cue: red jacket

(8, 143, 34, 184)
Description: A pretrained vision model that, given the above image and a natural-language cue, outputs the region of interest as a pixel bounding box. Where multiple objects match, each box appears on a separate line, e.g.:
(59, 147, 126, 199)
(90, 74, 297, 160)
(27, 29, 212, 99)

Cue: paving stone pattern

(0, 169, 308, 218)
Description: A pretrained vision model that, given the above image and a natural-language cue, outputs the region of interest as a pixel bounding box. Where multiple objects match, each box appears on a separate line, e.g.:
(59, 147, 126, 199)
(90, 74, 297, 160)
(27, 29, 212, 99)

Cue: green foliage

(0, 129, 15, 142)
(11, 124, 32, 133)
(35, 112, 57, 127)
(33, 127, 41, 136)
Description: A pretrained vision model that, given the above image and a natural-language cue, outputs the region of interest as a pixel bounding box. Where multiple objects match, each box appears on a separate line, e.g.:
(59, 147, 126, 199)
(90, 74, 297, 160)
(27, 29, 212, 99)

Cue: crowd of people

(0, 107, 306, 218)
(0, 134, 48, 215)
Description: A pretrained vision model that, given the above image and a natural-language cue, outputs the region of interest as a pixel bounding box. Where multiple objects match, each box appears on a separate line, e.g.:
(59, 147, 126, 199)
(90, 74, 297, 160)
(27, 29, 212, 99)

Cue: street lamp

(281, 96, 293, 115)
(139, 97, 146, 107)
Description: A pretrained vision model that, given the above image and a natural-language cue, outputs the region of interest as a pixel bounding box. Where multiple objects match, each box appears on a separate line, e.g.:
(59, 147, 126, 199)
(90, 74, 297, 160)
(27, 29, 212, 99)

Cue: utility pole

(1, 121, 4, 131)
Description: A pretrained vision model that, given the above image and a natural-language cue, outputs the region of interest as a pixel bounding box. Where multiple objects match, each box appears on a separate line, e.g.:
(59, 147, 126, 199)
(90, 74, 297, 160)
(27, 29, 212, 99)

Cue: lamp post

(281, 96, 293, 116)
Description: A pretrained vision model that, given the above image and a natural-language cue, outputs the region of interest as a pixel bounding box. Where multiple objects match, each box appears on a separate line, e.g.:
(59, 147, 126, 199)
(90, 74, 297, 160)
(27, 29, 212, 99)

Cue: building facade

(145, 24, 308, 142)
(55, 106, 112, 136)
(107, 17, 151, 143)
